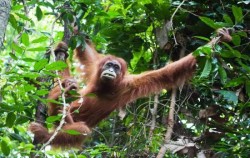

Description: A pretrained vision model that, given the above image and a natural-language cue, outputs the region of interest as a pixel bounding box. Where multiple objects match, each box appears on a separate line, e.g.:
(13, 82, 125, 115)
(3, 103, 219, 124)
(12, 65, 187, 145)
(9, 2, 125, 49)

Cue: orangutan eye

(107, 62, 113, 67)
(114, 65, 120, 70)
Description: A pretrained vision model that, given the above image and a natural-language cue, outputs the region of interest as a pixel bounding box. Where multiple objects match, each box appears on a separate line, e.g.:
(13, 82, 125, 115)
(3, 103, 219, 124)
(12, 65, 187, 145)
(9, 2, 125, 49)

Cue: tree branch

(0, 0, 11, 48)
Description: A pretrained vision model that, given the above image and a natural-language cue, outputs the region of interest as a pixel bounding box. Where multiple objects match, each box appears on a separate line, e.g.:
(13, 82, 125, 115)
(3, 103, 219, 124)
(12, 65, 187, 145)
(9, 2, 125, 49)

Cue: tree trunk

(0, 0, 11, 48)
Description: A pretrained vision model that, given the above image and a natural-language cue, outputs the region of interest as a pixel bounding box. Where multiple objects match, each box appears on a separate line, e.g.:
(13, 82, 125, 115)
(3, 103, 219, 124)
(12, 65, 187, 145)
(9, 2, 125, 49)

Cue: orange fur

(30, 41, 196, 147)
(30, 28, 232, 147)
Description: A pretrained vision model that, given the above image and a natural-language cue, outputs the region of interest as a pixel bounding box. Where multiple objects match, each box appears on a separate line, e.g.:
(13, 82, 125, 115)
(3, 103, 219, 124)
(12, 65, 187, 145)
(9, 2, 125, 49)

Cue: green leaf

(46, 99, 61, 104)
(199, 16, 220, 29)
(245, 81, 250, 97)
(236, 31, 247, 37)
(65, 129, 81, 135)
(218, 66, 227, 84)
(193, 36, 210, 42)
(130, 51, 143, 70)
(223, 14, 233, 25)
(1, 140, 10, 156)
(34, 59, 48, 71)
(232, 5, 243, 23)
(220, 43, 241, 58)
(200, 59, 212, 78)
(45, 61, 68, 71)
(12, 5, 23, 11)
(27, 47, 47, 52)
(9, 133, 24, 142)
(35, 6, 43, 21)
(24, 84, 35, 92)
(225, 77, 245, 88)
(9, 53, 18, 60)
(6, 112, 16, 128)
(22, 58, 36, 62)
(21, 33, 30, 46)
(218, 90, 238, 105)
(15, 13, 31, 21)
(36, 89, 49, 96)
(22, 72, 40, 79)
(9, 14, 18, 29)
(46, 115, 61, 123)
(193, 45, 212, 56)
(232, 34, 241, 46)
(31, 36, 48, 43)
(12, 43, 23, 54)
(85, 93, 97, 98)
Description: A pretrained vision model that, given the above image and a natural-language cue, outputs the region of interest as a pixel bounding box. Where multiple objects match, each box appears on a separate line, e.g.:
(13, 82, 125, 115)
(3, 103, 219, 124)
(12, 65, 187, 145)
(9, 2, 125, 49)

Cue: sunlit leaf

(34, 59, 48, 71)
(31, 36, 49, 43)
(46, 115, 61, 123)
(11, 43, 23, 54)
(21, 33, 29, 46)
(27, 47, 47, 51)
(22, 72, 40, 79)
(45, 61, 67, 70)
(22, 58, 36, 62)
(65, 129, 81, 135)
(1, 140, 10, 156)
(36, 89, 49, 96)
(24, 83, 35, 92)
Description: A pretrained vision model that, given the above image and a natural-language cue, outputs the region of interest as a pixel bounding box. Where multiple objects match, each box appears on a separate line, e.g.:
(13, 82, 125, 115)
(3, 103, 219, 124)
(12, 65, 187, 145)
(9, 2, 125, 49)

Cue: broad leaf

(218, 66, 227, 84)
(45, 61, 67, 71)
(65, 129, 81, 135)
(232, 5, 243, 23)
(27, 47, 47, 52)
(6, 112, 16, 128)
(9, 53, 18, 60)
(12, 43, 23, 54)
(200, 59, 212, 78)
(21, 33, 29, 46)
(31, 36, 48, 43)
(9, 14, 18, 29)
(34, 59, 48, 71)
(232, 34, 241, 46)
(46, 115, 62, 123)
(1, 140, 10, 156)
(223, 14, 233, 25)
(35, 6, 43, 21)
(199, 16, 220, 29)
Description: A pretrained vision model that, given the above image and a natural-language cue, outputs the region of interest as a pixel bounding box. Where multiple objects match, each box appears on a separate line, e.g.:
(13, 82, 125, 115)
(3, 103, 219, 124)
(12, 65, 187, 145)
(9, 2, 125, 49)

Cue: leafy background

(0, 0, 250, 157)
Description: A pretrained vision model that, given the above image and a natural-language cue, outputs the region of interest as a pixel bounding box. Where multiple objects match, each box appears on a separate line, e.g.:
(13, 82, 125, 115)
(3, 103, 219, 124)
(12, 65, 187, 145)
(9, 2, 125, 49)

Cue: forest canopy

(0, 0, 250, 157)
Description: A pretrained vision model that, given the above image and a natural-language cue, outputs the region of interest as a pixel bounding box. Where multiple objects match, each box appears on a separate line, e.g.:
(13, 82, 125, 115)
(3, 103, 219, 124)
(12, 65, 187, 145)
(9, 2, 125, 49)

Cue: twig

(37, 13, 70, 153)
(170, 0, 186, 45)
(148, 94, 159, 143)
